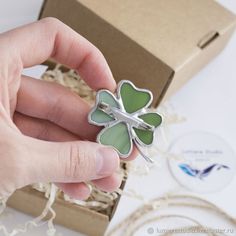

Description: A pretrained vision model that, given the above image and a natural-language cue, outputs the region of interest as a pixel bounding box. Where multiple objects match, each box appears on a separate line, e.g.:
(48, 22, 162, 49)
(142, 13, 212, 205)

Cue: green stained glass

(133, 128, 153, 145)
(90, 91, 119, 124)
(99, 122, 132, 155)
(134, 113, 162, 145)
(88, 80, 162, 161)
(138, 113, 162, 127)
(90, 109, 114, 123)
(120, 82, 151, 114)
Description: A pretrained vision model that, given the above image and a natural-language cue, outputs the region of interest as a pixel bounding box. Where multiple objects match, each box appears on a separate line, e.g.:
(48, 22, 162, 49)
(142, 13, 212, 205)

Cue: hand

(0, 18, 136, 200)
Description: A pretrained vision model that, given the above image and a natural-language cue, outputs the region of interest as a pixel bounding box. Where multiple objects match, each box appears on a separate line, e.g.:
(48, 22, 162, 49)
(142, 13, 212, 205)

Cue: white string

(106, 194, 236, 236)
(0, 184, 58, 236)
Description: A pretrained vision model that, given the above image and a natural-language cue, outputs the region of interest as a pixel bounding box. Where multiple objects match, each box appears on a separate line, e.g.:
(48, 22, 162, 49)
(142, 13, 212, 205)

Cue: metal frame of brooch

(88, 80, 162, 163)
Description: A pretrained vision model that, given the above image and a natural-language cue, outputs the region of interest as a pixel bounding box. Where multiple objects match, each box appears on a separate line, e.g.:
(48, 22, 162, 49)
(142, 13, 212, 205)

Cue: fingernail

(96, 147, 119, 176)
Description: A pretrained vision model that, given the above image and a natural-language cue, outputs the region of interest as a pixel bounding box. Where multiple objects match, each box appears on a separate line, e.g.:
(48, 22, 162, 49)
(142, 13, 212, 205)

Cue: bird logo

(178, 163, 229, 180)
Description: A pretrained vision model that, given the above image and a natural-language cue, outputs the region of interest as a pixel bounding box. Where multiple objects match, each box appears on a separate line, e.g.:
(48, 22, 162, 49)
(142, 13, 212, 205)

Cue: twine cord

(106, 194, 236, 236)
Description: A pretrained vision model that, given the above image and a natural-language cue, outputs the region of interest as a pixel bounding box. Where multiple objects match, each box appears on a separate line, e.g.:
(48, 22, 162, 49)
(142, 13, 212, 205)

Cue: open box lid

(40, 0, 236, 106)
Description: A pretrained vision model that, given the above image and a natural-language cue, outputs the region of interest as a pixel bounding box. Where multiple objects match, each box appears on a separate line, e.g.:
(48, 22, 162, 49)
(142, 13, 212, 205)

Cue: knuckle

(64, 142, 94, 181)
(87, 45, 103, 62)
(64, 143, 81, 181)
(39, 17, 61, 28)
(91, 45, 106, 61)
(46, 91, 66, 124)
(8, 57, 22, 81)
(96, 47, 105, 59)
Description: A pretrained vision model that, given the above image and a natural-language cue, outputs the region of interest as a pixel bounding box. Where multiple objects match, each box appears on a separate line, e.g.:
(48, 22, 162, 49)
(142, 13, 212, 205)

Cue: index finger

(2, 17, 116, 91)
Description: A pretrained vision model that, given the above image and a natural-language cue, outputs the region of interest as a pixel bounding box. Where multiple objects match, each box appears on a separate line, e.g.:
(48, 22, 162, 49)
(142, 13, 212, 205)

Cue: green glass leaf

(133, 128, 153, 145)
(98, 122, 132, 156)
(119, 81, 152, 114)
(138, 113, 162, 127)
(89, 90, 119, 125)
(134, 113, 162, 145)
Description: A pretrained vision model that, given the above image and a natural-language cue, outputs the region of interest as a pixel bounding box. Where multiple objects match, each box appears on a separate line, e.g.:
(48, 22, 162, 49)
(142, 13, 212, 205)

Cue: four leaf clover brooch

(88, 80, 162, 163)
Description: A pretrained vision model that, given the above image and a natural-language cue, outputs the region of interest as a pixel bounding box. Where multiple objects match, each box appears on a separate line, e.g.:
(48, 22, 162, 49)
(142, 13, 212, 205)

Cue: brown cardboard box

(7, 187, 109, 236)
(7, 185, 122, 236)
(7, 162, 127, 236)
(39, 0, 236, 106)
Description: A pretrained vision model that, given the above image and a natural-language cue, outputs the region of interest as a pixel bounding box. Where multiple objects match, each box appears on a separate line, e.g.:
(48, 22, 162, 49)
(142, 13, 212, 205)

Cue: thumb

(24, 137, 120, 184)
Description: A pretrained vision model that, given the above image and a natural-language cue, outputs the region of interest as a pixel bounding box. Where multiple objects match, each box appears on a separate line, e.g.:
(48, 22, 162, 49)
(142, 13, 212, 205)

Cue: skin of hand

(0, 18, 137, 200)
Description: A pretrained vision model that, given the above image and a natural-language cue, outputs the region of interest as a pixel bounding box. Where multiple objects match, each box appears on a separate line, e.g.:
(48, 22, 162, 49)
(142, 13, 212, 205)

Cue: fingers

(25, 137, 120, 184)
(14, 113, 123, 197)
(14, 112, 80, 141)
(2, 17, 115, 91)
(56, 173, 122, 200)
(56, 182, 91, 200)
(92, 173, 122, 192)
(17, 75, 100, 140)
(125, 146, 139, 161)
(16, 76, 139, 158)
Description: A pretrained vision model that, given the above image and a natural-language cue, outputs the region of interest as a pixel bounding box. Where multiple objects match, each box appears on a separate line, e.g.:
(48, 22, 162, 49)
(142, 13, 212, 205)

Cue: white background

(0, 0, 236, 235)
